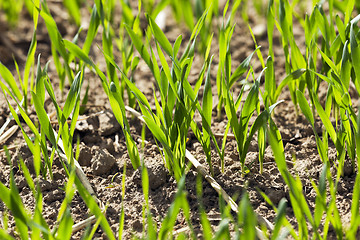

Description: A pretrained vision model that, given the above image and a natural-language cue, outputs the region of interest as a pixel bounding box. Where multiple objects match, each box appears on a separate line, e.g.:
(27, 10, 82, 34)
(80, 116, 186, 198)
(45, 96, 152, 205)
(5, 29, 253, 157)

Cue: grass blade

(0, 62, 22, 101)
(274, 68, 306, 102)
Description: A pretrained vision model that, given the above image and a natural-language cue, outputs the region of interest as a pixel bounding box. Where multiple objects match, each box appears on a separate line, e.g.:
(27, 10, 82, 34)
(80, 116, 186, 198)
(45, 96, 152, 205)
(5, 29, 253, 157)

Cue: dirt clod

(266, 189, 286, 205)
(98, 110, 121, 136)
(11, 144, 34, 173)
(91, 147, 116, 175)
(77, 143, 92, 167)
(147, 162, 168, 190)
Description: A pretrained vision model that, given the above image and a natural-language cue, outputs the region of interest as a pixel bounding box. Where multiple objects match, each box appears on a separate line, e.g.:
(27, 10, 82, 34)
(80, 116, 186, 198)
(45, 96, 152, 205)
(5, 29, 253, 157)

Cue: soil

(0, 1, 358, 239)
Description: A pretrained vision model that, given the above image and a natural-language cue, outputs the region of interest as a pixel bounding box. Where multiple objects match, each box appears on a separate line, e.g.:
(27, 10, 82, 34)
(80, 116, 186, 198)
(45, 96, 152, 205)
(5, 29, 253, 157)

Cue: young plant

(63, 40, 141, 170)
(0, 56, 52, 178)
(0, 0, 39, 113)
(122, 9, 225, 179)
(193, 0, 219, 55)
(118, 163, 127, 238)
(37, 1, 88, 93)
(39, 64, 114, 238)
(237, 192, 257, 239)
(267, 0, 307, 114)
(115, 0, 141, 108)
(0, 0, 23, 27)
(267, 120, 324, 239)
(195, 174, 213, 240)
(158, 175, 195, 239)
(215, 0, 283, 174)
(258, 192, 297, 239)
(348, 105, 360, 238)
(296, 89, 330, 164)
(0, 147, 112, 240)
(299, 11, 360, 174)
(140, 163, 156, 239)
(215, 0, 242, 120)
(1, 51, 113, 238)
(222, 67, 276, 175)
(63, 0, 82, 26)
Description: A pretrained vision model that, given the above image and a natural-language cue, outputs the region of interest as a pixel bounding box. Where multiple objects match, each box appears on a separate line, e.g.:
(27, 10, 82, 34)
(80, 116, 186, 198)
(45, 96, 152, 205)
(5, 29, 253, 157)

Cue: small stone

(75, 119, 91, 132)
(132, 158, 168, 190)
(44, 189, 64, 203)
(229, 152, 239, 162)
(53, 172, 64, 181)
(38, 178, 54, 191)
(252, 24, 267, 38)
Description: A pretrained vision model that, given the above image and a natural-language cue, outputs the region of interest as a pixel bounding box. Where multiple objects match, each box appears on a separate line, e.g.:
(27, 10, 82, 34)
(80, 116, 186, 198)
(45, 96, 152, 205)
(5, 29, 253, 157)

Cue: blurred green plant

(0, 0, 23, 26)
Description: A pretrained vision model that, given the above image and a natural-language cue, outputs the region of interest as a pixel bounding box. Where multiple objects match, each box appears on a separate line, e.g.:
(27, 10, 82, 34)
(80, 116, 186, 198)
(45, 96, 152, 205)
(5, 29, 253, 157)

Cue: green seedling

(0, 0, 23, 26)
(196, 174, 213, 240)
(105, 172, 120, 189)
(258, 192, 296, 239)
(0, 56, 53, 178)
(349, 105, 360, 238)
(122, 9, 226, 179)
(141, 163, 157, 239)
(36, 1, 93, 94)
(215, 0, 242, 120)
(115, 0, 141, 108)
(158, 175, 195, 239)
(0, 1, 39, 113)
(237, 192, 257, 239)
(63, 0, 82, 26)
(223, 67, 280, 175)
(64, 40, 142, 171)
(1, 51, 113, 238)
(268, 120, 322, 240)
(267, 0, 307, 114)
(193, 0, 219, 55)
(118, 163, 126, 239)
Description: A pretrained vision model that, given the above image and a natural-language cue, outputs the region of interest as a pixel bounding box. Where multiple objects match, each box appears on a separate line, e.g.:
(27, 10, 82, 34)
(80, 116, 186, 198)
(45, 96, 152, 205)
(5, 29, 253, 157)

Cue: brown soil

(0, 1, 357, 239)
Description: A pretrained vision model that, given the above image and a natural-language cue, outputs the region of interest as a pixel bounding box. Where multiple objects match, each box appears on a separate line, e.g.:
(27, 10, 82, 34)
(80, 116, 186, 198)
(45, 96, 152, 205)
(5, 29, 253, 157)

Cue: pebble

(252, 24, 267, 38)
